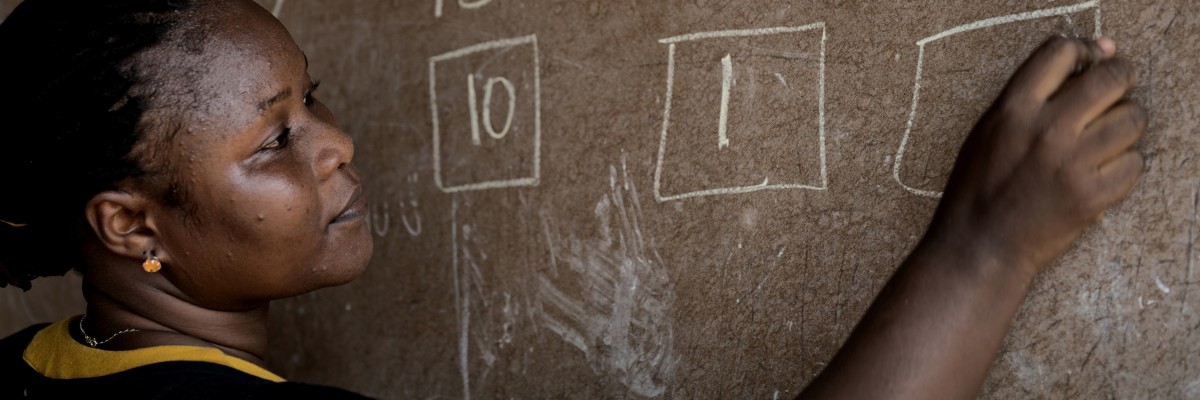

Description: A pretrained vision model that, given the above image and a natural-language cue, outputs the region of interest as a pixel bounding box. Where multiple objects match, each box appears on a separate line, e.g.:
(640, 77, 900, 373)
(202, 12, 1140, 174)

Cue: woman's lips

(331, 188, 366, 224)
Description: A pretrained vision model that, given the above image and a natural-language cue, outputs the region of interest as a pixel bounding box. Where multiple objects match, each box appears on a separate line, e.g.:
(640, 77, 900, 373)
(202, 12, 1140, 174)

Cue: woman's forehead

(161, 0, 307, 134)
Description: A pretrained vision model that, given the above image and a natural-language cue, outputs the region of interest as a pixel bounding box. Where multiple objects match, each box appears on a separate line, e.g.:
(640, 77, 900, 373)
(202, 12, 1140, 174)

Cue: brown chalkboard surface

(2, 0, 1198, 398)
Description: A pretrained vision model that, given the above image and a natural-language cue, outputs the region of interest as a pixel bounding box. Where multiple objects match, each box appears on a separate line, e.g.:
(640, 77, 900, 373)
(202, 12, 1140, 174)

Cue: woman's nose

(314, 124, 354, 181)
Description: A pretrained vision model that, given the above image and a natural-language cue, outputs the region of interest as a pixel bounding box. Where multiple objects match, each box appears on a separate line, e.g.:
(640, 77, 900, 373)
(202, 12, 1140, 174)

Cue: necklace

(78, 314, 140, 348)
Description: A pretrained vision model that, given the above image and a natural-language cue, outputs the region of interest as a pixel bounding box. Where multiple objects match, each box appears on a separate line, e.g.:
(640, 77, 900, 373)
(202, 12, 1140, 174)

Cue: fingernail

(1097, 37, 1116, 55)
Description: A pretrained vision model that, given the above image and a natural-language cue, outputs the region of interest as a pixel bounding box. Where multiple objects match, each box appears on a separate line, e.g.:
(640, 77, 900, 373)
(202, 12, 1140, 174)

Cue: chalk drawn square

(893, 1, 1101, 197)
(430, 35, 541, 193)
(653, 24, 828, 202)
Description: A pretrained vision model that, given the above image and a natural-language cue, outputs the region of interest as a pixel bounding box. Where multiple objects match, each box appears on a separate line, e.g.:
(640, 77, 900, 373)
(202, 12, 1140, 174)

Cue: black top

(1, 324, 373, 399)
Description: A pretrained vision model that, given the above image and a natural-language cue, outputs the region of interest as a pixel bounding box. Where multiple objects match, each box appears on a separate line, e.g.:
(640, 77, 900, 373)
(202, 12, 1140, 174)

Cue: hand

(927, 37, 1146, 278)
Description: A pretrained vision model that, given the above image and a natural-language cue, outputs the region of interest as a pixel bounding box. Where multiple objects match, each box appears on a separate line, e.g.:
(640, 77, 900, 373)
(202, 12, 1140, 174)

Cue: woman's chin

(321, 237, 374, 288)
(288, 234, 374, 298)
(325, 255, 371, 287)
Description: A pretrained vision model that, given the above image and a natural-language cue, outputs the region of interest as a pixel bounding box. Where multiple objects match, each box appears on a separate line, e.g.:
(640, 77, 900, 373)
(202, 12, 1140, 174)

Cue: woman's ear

(84, 190, 161, 261)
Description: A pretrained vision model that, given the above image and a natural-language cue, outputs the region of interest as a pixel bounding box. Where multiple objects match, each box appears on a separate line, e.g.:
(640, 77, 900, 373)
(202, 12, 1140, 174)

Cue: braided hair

(0, 0, 205, 290)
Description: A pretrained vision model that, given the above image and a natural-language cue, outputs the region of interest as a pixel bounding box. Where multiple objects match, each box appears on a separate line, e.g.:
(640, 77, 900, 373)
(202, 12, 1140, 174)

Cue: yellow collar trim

(23, 316, 285, 383)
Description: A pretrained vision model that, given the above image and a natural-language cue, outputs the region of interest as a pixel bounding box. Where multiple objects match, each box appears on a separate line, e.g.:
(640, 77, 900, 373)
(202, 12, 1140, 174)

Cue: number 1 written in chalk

(718, 54, 732, 149)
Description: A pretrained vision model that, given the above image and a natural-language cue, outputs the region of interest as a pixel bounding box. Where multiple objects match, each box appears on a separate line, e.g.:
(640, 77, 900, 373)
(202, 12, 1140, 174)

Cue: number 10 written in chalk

(466, 73, 517, 146)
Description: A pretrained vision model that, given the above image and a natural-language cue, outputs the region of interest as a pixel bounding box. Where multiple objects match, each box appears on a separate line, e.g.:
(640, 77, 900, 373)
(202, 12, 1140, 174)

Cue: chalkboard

(2, 0, 1198, 398)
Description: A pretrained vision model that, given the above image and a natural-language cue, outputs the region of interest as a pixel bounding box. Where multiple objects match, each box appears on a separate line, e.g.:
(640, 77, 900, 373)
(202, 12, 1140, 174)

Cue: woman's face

(146, 0, 371, 309)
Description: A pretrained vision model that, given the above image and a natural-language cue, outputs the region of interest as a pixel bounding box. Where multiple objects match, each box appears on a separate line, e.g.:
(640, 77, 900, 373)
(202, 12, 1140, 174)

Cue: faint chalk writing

(400, 173, 423, 236)
(364, 174, 423, 238)
(367, 201, 390, 237)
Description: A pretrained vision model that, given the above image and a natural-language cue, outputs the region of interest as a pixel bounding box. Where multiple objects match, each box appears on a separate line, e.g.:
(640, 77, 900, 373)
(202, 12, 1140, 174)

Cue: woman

(0, 0, 1143, 398)
(0, 0, 371, 397)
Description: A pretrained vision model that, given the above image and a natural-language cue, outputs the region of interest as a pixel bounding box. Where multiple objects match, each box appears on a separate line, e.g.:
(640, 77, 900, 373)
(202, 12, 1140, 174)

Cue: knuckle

(1061, 161, 1091, 186)
(1044, 117, 1079, 140)
(1088, 41, 1108, 61)
(997, 94, 1035, 118)
(1066, 159, 1098, 187)
(1031, 129, 1056, 155)
(1033, 136, 1057, 158)
(1126, 104, 1150, 131)
(1098, 59, 1135, 87)
(1117, 58, 1139, 85)
(1076, 184, 1106, 215)
(1130, 152, 1147, 174)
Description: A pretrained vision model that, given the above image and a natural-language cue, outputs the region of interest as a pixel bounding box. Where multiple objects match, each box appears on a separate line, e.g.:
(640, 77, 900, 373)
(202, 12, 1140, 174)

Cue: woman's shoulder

(1, 322, 48, 377)
(1, 321, 372, 399)
(1, 322, 49, 377)
(1, 322, 48, 356)
(0, 323, 50, 399)
(17, 360, 373, 399)
(24, 360, 373, 399)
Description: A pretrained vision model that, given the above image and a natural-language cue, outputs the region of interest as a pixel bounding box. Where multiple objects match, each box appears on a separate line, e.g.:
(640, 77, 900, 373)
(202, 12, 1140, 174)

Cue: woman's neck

(79, 280, 271, 367)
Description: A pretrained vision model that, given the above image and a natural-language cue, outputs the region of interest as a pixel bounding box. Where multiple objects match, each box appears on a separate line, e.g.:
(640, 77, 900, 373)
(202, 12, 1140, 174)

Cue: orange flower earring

(142, 252, 162, 273)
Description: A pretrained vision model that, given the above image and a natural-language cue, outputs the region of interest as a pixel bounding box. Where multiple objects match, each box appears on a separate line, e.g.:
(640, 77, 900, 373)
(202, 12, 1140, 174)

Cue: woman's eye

(263, 128, 291, 150)
(303, 80, 321, 106)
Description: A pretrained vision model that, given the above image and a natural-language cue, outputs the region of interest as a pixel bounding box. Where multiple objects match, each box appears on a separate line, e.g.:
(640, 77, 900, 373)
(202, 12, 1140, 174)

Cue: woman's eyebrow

(254, 53, 309, 113)
(257, 87, 293, 112)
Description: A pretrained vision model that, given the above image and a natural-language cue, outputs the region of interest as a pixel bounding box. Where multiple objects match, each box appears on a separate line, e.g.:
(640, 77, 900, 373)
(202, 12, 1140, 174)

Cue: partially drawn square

(893, 1, 1101, 197)
(654, 24, 828, 202)
(430, 35, 541, 193)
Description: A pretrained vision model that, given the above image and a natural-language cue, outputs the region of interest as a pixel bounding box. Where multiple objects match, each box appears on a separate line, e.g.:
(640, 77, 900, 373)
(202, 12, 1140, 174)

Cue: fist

(929, 37, 1146, 276)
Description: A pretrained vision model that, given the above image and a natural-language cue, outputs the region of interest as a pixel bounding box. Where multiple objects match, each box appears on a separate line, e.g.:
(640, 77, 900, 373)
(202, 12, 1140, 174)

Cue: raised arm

(799, 37, 1145, 400)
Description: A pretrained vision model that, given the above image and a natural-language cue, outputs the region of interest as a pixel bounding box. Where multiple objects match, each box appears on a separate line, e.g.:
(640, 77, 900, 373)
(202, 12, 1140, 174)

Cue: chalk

(368, 201, 389, 237)
(429, 35, 541, 193)
(658, 23, 826, 44)
(458, 0, 491, 10)
(536, 160, 675, 396)
(482, 77, 516, 140)
(719, 54, 733, 149)
(435, 0, 493, 18)
(450, 200, 471, 399)
(654, 23, 828, 202)
(400, 209, 422, 237)
(430, 36, 535, 62)
(916, 1, 1100, 46)
(1155, 275, 1171, 294)
(467, 74, 481, 145)
(894, 0, 1102, 197)
(401, 174, 424, 237)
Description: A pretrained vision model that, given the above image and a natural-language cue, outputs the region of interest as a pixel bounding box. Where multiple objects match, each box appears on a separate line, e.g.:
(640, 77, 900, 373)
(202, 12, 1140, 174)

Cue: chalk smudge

(451, 200, 471, 399)
(538, 156, 677, 397)
(451, 198, 523, 400)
